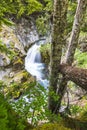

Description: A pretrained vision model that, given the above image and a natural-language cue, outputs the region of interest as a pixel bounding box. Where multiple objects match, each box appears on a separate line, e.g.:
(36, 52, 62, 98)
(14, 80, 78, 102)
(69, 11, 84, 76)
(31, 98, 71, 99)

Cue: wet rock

(0, 24, 26, 67)
(0, 54, 4, 66)
(15, 18, 39, 50)
(0, 68, 12, 80)
(0, 24, 26, 55)
(0, 53, 11, 67)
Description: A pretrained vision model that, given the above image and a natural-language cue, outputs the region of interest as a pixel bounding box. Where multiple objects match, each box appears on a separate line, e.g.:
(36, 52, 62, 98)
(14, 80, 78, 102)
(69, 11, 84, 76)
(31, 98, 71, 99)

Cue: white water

(25, 40, 49, 88)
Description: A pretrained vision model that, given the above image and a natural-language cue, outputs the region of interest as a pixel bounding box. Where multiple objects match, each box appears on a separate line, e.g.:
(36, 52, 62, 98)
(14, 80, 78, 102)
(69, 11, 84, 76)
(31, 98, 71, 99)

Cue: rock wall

(0, 18, 38, 85)
(15, 18, 39, 50)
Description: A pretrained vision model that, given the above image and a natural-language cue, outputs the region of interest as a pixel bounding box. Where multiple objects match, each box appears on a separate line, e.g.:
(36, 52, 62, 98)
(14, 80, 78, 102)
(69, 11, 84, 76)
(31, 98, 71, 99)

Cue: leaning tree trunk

(48, 0, 68, 113)
(59, 64, 87, 91)
(65, 0, 86, 65)
(56, 0, 87, 112)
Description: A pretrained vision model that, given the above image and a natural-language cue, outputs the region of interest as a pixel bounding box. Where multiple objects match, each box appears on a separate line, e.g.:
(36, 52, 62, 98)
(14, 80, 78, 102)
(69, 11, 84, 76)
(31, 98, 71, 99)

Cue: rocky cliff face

(0, 24, 25, 80)
(15, 18, 39, 50)
(0, 19, 39, 99)
(0, 18, 38, 99)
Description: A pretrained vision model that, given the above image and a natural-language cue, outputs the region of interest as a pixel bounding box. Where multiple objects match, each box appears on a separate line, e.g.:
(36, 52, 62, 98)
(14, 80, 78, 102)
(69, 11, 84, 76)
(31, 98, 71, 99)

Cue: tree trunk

(65, 0, 86, 65)
(56, 0, 87, 112)
(48, 0, 68, 113)
(59, 64, 87, 91)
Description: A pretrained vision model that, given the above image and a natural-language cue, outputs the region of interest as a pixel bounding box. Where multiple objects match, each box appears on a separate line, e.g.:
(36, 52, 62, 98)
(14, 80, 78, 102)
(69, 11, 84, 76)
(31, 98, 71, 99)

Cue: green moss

(20, 71, 30, 80)
(33, 123, 71, 130)
(13, 58, 23, 65)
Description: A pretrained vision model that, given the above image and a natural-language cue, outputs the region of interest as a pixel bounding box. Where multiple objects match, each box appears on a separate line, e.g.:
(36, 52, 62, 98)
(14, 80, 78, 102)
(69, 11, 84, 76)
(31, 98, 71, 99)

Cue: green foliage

(0, 81, 34, 130)
(40, 43, 50, 64)
(45, 110, 62, 122)
(36, 16, 47, 36)
(36, 0, 52, 36)
(0, 99, 8, 130)
(8, 77, 35, 98)
(33, 123, 71, 130)
(0, 0, 15, 25)
(0, 0, 43, 18)
(49, 89, 59, 102)
(25, 0, 43, 15)
(0, 40, 8, 53)
(75, 49, 87, 68)
(0, 80, 5, 88)
(0, 93, 27, 130)
(78, 103, 87, 121)
(70, 104, 82, 117)
(11, 84, 48, 126)
(0, 40, 17, 61)
(36, 14, 50, 36)
(10, 0, 43, 18)
(81, 7, 87, 32)
(1, 19, 14, 26)
(44, 0, 53, 12)
(0, 0, 43, 25)
(3, 80, 63, 126)
(67, 1, 77, 33)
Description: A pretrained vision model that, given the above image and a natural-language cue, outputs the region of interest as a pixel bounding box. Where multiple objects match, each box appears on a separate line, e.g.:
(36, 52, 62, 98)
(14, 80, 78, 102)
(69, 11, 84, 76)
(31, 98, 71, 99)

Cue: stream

(25, 39, 49, 88)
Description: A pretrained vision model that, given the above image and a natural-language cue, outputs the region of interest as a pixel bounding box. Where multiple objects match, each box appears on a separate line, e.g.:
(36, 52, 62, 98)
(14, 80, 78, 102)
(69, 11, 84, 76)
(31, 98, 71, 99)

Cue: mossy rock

(13, 57, 24, 70)
(3, 70, 35, 99)
(33, 123, 71, 130)
(10, 70, 35, 84)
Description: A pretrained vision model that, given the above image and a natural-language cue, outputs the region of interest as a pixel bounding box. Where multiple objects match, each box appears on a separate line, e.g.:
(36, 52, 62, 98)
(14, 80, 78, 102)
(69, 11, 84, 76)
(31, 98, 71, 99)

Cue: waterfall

(25, 40, 49, 88)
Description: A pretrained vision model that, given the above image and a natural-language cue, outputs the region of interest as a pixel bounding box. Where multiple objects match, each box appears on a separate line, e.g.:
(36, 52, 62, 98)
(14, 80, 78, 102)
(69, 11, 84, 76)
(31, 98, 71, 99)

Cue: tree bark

(56, 0, 87, 112)
(49, 0, 68, 113)
(59, 64, 87, 91)
(65, 0, 86, 65)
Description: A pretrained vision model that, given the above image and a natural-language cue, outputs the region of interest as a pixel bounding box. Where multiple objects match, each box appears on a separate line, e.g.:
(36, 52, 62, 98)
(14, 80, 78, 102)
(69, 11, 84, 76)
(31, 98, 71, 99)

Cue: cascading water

(25, 40, 49, 88)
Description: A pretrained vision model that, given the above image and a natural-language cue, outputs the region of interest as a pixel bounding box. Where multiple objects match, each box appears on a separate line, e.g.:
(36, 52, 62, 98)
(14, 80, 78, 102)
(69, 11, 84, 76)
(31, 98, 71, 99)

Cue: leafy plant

(40, 43, 50, 64)
(0, 40, 17, 61)
(67, 1, 77, 33)
(0, 79, 35, 130)
(75, 49, 87, 68)
(44, 0, 53, 12)
(70, 104, 82, 117)
(11, 84, 48, 126)
(36, 15, 50, 36)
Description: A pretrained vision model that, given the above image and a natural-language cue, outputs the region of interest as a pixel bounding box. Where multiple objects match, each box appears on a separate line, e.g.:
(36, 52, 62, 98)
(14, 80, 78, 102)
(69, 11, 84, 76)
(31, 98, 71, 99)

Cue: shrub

(33, 123, 71, 130)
